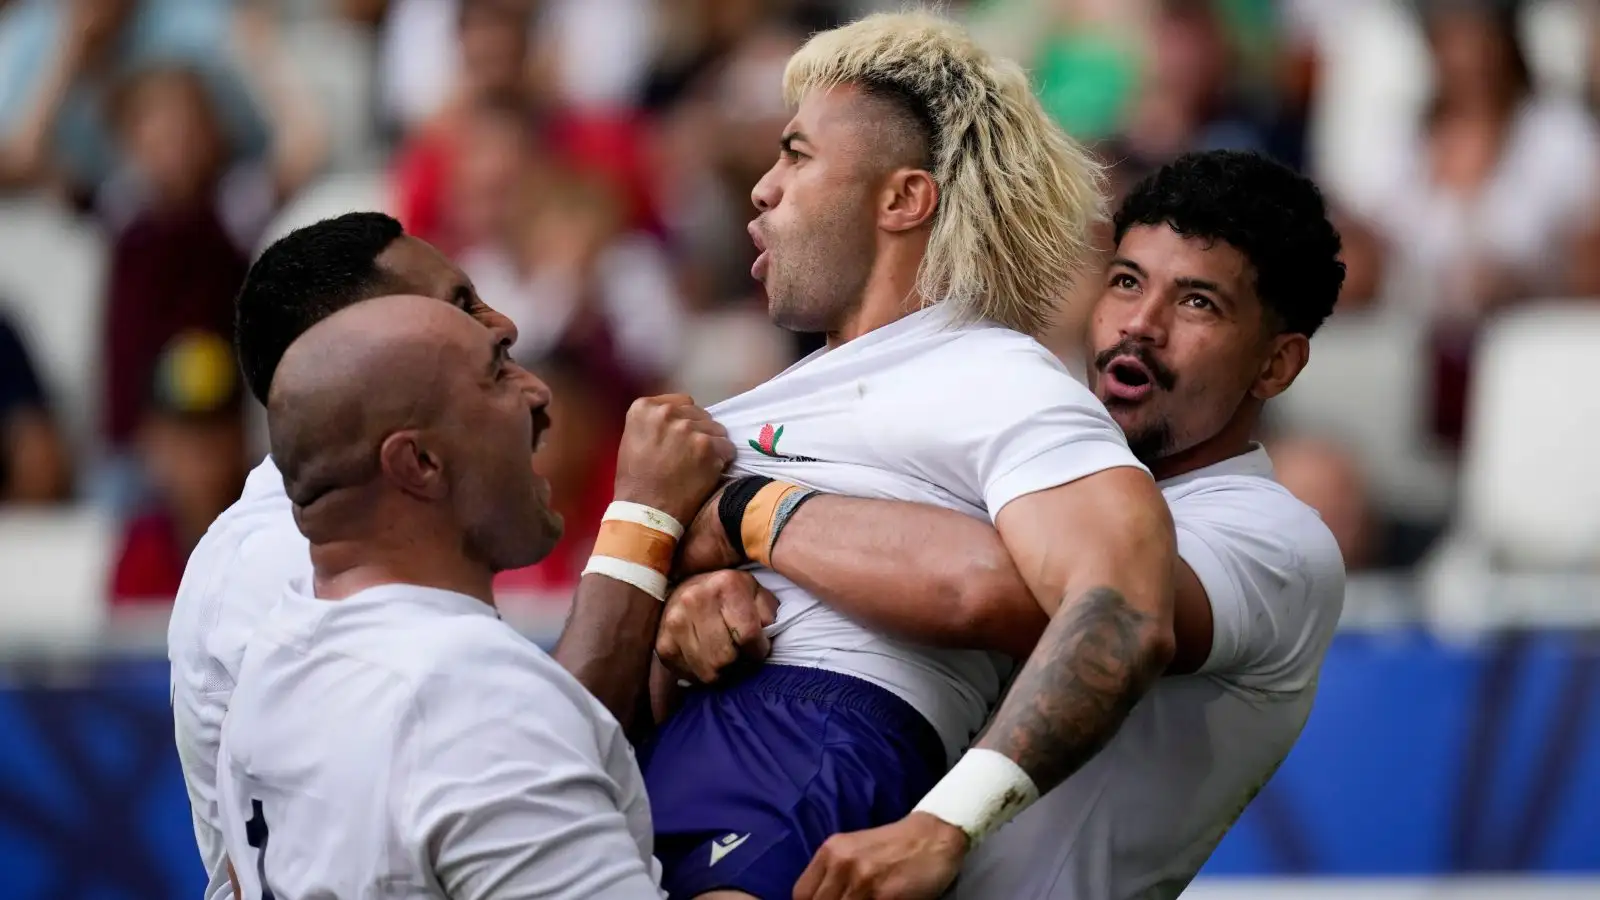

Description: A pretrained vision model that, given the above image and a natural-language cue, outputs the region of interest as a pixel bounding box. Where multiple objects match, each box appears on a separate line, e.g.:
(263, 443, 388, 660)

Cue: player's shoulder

(400, 611, 600, 716)
(918, 316, 1102, 405)
(940, 316, 1068, 367)
(169, 460, 308, 674)
(176, 458, 307, 602)
(1165, 456, 1345, 587)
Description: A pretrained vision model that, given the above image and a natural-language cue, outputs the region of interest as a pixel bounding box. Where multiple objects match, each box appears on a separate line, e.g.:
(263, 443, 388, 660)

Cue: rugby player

(630, 12, 1178, 899)
(662, 150, 1349, 900)
(169, 213, 730, 899)
(218, 295, 677, 898)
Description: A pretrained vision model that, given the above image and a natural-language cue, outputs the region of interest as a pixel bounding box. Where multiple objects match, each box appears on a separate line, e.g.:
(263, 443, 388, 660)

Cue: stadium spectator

(110, 331, 247, 603)
(429, 92, 551, 259)
(0, 309, 73, 504)
(646, 6, 828, 361)
(458, 166, 687, 389)
(391, 0, 655, 254)
(98, 16, 324, 452)
(1101, 0, 1280, 195)
(0, 0, 275, 199)
(963, 0, 1146, 143)
(1336, 0, 1600, 447)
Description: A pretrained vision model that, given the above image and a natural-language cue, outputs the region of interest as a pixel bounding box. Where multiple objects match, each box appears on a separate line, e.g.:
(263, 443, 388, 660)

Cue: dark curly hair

(235, 212, 407, 404)
(1112, 151, 1345, 338)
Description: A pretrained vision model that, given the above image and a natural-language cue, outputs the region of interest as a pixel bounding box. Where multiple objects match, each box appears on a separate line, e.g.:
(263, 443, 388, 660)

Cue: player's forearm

(771, 495, 1046, 657)
(965, 469, 1177, 803)
(973, 580, 1174, 794)
(552, 577, 661, 737)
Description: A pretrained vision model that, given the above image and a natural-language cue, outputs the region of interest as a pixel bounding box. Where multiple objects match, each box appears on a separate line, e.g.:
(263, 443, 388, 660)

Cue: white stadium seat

(1456, 302, 1600, 569)
(0, 508, 114, 648)
(277, 18, 381, 172)
(0, 197, 108, 454)
(1270, 309, 1454, 519)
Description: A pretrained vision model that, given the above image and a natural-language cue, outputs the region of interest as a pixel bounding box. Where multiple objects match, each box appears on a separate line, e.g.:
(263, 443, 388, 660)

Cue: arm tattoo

(976, 586, 1162, 794)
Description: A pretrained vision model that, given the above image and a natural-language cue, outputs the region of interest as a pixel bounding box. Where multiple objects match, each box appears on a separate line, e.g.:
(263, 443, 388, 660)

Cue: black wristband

(718, 475, 773, 563)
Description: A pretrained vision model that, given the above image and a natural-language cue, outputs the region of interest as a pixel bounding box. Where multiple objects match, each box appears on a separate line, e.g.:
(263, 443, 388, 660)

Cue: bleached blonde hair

(783, 10, 1105, 336)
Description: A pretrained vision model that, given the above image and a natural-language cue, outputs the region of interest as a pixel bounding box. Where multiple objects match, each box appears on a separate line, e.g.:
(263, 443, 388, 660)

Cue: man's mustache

(1093, 339, 1177, 391)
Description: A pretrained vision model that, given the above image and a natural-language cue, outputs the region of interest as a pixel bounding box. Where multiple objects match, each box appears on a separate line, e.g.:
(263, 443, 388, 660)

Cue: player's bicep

(993, 466, 1175, 625)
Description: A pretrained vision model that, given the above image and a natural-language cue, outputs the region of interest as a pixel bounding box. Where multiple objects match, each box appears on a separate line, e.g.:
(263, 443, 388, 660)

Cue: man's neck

(1148, 411, 1259, 482)
(309, 539, 497, 607)
(825, 247, 926, 347)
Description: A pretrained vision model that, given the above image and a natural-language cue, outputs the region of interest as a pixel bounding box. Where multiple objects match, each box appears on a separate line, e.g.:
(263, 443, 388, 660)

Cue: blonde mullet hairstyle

(782, 9, 1105, 336)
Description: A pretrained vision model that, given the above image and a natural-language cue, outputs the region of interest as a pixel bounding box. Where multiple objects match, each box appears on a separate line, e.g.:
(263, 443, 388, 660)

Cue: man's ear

(879, 168, 939, 233)
(378, 430, 447, 500)
(1252, 333, 1310, 401)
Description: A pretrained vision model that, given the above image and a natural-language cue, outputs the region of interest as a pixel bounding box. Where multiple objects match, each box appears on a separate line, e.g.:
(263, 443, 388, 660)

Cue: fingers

(724, 582, 771, 661)
(708, 434, 737, 464)
(795, 840, 859, 900)
(793, 850, 828, 900)
(653, 619, 694, 682)
(659, 573, 745, 683)
(686, 606, 739, 683)
(754, 585, 780, 627)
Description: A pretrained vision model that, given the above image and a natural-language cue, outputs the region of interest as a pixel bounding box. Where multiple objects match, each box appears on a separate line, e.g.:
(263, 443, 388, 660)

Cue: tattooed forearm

(975, 586, 1166, 793)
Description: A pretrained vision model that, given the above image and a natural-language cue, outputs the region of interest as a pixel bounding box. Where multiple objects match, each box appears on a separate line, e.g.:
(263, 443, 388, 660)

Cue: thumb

(755, 586, 780, 627)
(748, 627, 772, 661)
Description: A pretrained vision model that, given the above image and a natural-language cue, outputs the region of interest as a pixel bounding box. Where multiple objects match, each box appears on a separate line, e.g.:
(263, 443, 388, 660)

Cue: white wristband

(912, 748, 1040, 846)
(581, 555, 669, 602)
(603, 501, 684, 540)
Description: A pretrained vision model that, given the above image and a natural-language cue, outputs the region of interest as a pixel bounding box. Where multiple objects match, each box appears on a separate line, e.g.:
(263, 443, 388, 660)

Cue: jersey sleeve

(1174, 485, 1346, 691)
(922, 342, 1146, 519)
(403, 663, 664, 900)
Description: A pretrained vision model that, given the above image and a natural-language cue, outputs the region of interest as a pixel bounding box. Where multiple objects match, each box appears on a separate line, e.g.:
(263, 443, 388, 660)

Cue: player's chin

(1102, 401, 1149, 435)
(498, 514, 563, 571)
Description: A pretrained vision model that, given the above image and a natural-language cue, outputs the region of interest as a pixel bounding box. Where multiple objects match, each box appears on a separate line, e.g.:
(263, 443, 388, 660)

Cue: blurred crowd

(1, 0, 1597, 607)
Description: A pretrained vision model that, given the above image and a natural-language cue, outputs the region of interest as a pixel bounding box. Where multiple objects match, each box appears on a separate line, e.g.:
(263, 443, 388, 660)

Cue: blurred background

(0, 0, 1597, 896)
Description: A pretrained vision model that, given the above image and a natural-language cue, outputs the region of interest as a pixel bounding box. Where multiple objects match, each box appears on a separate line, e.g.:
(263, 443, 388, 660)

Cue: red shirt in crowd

(394, 109, 659, 255)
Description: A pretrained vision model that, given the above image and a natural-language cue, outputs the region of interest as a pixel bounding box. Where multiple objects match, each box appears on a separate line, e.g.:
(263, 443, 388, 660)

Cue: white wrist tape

(603, 501, 684, 539)
(913, 749, 1040, 846)
(581, 555, 670, 602)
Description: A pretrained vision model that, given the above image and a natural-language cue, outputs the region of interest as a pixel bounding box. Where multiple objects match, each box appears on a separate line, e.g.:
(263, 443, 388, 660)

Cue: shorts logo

(748, 423, 817, 463)
(709, 832, 750, 867)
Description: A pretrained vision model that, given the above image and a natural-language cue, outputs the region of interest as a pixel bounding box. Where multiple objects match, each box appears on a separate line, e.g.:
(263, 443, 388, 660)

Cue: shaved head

(269, 295, 464, 507)
(269, 294, 561, 576)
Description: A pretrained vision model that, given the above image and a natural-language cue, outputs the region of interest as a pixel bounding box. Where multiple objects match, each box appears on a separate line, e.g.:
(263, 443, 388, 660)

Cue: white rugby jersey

(168, 456, 308, 900)
(708, 304, 1147, 759)
(952, 446, 1346, 900)
(218, 582, 663, 899)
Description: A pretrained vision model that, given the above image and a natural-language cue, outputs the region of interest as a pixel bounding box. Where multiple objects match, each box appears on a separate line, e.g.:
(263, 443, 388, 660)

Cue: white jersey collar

(1155, 443, 1274, 489)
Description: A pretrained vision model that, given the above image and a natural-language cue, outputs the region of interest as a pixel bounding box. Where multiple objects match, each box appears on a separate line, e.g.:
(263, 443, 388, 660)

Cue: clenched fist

(656, 569, 778, 684)
(613, 395, 736, 526)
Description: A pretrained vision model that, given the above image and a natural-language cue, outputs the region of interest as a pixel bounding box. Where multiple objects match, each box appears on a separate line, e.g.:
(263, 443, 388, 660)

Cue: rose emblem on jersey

(751, 423, 785, 457)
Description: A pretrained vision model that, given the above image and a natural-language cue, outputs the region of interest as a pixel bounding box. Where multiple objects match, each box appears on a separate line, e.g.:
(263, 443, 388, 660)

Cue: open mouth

(748, 221, 769, 281)
(529, 406, 551, 453)
(528, 410, 553, 505)
(1102, 356, 1157, 402)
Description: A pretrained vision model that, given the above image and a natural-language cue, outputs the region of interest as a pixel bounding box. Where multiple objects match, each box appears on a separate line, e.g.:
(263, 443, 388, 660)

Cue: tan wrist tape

(591, 519, 678, 576)
(741, 481, 806, 568)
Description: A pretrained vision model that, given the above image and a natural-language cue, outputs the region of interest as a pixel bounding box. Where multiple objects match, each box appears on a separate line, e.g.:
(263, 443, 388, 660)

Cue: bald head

(268, 294, 489, 509)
